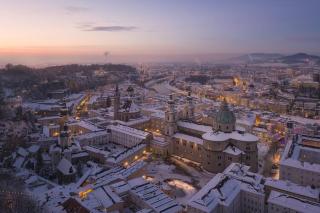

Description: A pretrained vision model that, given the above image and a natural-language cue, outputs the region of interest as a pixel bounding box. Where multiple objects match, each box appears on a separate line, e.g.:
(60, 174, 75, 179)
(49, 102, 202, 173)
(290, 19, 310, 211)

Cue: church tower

(113, 84, 120, 120)
(185, 91, 195, 121)
(58, 124, 71, 149)
(59, 99, 68, 128)
(164, 94, 177, 136)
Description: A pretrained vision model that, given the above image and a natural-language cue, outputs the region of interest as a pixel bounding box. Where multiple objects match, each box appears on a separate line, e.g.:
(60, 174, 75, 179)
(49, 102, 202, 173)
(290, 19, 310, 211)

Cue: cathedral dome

(214, 100, 236, 132)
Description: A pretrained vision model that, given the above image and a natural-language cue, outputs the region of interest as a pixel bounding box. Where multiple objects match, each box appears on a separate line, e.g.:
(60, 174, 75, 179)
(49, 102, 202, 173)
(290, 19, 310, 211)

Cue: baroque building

(165, 95, 259, 173)
(113, 84, 142, 122)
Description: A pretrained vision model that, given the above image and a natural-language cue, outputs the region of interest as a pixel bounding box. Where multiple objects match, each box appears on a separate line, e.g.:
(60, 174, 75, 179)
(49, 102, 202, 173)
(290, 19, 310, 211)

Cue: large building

(187, 163, 320, 213)
(165, 94, 259, 173)
(279, 134, 320, 188)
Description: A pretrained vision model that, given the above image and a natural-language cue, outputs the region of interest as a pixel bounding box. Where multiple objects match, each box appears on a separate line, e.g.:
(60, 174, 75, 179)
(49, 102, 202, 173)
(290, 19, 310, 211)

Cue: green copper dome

(215, 100, 236, 125)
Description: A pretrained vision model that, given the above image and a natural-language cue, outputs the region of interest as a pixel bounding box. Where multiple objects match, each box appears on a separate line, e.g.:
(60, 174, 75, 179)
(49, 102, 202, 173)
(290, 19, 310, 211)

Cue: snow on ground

(144, 158, 214, 206)
(146, 161, 192, 183)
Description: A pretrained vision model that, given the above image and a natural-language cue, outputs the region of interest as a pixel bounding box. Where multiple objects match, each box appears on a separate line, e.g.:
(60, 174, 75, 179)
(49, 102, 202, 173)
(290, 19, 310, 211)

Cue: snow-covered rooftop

(280, 135, 320, 173)
(268, 190, 320, 213)
(129, 177, 183, 213)
(177, 121, 212, 133)
(108, 124, 150, 139)
(57, 158, 76, 175)
(173, 133, 203, 145)
(202, 130, 258, 142)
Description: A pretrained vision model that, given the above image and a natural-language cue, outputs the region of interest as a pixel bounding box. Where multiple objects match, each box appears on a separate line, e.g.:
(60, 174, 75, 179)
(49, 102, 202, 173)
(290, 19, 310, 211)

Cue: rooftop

(268, 190, 320, 213)
(280, 134, 320, 173)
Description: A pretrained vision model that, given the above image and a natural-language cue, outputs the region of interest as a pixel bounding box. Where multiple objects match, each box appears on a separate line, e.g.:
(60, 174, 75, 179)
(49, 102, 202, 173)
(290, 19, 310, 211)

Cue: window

(228, 157, 232, 161)
(246, 156, 250, 160)
(217, 155, 222, 160)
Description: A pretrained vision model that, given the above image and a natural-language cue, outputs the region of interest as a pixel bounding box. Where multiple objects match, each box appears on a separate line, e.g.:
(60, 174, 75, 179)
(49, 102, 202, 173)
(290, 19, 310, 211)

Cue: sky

(0, 0, 319, 65)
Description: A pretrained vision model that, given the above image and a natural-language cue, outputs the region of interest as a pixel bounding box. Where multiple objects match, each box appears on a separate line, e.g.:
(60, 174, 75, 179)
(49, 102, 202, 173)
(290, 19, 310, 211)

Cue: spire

(114, 84, 120, 120)
(115, 83, 120, 97)
(167, 94, 175, 111)
(59, 123, 70, 149)
(115, 83, 119, 92)
(59, 98, 68, 129)
(165, 94, 177, 136)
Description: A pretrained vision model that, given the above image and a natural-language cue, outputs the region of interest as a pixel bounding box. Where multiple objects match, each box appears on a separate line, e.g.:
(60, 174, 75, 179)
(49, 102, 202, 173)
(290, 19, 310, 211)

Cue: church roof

(215, 100, 236, 125)
(57, 158, 76, 175)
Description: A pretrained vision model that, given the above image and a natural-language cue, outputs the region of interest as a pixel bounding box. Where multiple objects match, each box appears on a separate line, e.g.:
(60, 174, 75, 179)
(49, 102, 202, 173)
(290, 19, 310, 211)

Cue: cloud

(85, 26, 137, 32)
(65, 6, 89, 13)
(77, 23, 138, 32)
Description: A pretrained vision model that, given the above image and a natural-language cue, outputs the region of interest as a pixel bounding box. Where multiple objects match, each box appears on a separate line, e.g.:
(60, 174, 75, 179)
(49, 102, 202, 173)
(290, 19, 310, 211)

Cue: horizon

(1, 0, 320, 65)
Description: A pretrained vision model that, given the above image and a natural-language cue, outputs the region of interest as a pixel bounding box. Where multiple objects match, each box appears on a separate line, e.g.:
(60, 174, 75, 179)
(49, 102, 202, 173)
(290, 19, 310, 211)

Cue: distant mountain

(228, 53, 283, 63)
(228, 52, 320, 65)
(279, 53, 320, 64)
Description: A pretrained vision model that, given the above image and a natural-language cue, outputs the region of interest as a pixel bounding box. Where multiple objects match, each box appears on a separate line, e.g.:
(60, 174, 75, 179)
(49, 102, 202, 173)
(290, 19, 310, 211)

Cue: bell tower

(59, 124, 71, 149)
(113, 84, 120, 120)
(164, 94, 177, 136)
(186, 91, 195, 121)
(59, 99, 68, 128)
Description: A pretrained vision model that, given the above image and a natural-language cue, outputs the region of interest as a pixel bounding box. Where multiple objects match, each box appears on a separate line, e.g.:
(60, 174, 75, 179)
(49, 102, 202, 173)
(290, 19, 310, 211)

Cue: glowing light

(273, 153, 280, 164)
(79, 189, 93, 199)
(134, 155, 138, 160)
(234, 77, 240, 86)
(255, 116, 261, 126)
(167, 179, 196, 193)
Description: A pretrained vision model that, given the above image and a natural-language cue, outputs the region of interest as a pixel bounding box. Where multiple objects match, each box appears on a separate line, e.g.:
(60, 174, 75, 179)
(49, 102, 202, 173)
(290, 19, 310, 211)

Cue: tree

(5, 63, 13, 70)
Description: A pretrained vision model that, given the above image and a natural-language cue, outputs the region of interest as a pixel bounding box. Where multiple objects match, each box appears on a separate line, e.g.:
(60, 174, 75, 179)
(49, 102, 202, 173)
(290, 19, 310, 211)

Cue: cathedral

(110, 84, 258, 173)
(164, 94, 259, 173)
(113, 84, 142, 122)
